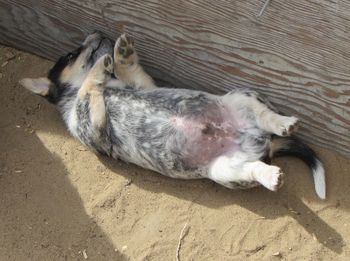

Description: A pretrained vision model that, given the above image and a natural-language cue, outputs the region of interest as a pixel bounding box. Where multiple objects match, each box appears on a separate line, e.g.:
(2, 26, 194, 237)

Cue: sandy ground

(0, 45, 350, 261)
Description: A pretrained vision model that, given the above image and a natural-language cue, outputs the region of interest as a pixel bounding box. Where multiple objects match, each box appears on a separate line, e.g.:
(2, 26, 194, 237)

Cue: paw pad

(116, 34, 135, 58)
(103, 55, 114, 74)
(258, 166, 285, 192)
(104, 55, 112, 67)
(287, 120, 299, 133)
(281, 117, 299, 136)
(270, 169, 285, 192)
(275, 116, 299, 137)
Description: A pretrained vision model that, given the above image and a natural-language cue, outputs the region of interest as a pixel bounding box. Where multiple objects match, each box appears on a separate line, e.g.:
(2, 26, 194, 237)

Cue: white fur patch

(313, 159, 326, 199)
(20, 77, 50, 96)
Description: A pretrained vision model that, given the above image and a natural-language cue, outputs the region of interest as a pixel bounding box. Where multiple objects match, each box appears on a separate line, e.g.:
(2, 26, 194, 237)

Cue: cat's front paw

(114, 33, 137, 65)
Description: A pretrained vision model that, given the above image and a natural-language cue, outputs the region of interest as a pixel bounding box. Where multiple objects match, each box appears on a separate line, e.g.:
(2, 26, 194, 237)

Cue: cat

(20, 32, 326, 199)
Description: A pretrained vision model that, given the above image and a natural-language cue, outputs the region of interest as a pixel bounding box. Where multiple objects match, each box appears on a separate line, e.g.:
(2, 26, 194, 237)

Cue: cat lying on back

(20, 32, 326, 199)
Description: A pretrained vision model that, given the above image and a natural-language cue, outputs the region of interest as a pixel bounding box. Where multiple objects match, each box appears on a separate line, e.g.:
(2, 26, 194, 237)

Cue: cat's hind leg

(223, 90, 299, 136)
(208, 154, 284, 191)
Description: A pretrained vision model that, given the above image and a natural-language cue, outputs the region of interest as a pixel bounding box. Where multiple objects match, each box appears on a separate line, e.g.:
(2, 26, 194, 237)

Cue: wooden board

(0, 0, 349, 157)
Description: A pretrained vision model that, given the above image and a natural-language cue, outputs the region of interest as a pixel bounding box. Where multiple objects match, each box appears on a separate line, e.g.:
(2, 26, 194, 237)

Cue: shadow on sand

(0, 97, 127, 260)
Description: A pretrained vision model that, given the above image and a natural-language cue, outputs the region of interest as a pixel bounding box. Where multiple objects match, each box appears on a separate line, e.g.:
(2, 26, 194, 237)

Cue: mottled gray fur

(20, 32, 326, 199)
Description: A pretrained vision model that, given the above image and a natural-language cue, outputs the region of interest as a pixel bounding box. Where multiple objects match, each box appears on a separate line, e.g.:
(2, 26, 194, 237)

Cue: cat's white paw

(273, 116, 299, 136)
(257, 165, 285, 192)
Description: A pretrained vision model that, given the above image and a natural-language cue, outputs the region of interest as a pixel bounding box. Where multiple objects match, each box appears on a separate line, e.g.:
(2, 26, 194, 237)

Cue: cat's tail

(270, 136, 326, 200)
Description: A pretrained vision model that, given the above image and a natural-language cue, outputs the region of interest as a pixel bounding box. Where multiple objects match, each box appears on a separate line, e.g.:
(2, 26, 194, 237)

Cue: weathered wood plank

(0, 0, 349, 157)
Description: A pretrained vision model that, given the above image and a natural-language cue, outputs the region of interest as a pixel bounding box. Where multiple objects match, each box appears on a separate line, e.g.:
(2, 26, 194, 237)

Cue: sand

(0, 45, 349, 261)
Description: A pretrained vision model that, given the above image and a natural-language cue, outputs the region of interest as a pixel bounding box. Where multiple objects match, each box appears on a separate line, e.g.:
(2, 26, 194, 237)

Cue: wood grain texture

(0, 0, 349, 157)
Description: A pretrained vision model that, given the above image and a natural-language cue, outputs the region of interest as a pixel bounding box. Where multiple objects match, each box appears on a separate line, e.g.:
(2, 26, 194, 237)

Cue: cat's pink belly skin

(171, 115, 239, 167)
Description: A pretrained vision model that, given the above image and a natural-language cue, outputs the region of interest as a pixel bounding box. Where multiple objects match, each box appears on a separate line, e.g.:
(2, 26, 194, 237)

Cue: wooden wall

(0, 0, 349, 157)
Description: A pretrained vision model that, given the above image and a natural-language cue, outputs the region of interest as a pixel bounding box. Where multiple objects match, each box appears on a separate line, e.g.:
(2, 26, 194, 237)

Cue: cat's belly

(170, 112, 241, 168)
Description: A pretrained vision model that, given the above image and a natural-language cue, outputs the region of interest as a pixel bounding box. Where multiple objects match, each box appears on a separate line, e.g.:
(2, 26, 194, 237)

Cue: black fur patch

(272, 136, 318, 170)
(48, 46, 83, 84)
(46, 46, 84, 104)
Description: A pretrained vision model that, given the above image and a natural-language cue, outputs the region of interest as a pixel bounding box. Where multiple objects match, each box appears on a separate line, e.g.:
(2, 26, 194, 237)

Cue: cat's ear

(19, 77, 51, 96)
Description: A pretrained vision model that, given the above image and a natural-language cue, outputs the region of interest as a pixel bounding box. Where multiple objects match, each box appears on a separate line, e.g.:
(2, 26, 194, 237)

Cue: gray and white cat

(20, 32, 326, 199)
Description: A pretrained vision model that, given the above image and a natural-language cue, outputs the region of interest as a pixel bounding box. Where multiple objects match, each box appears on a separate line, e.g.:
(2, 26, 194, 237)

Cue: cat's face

(20, 32, 113, 103)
